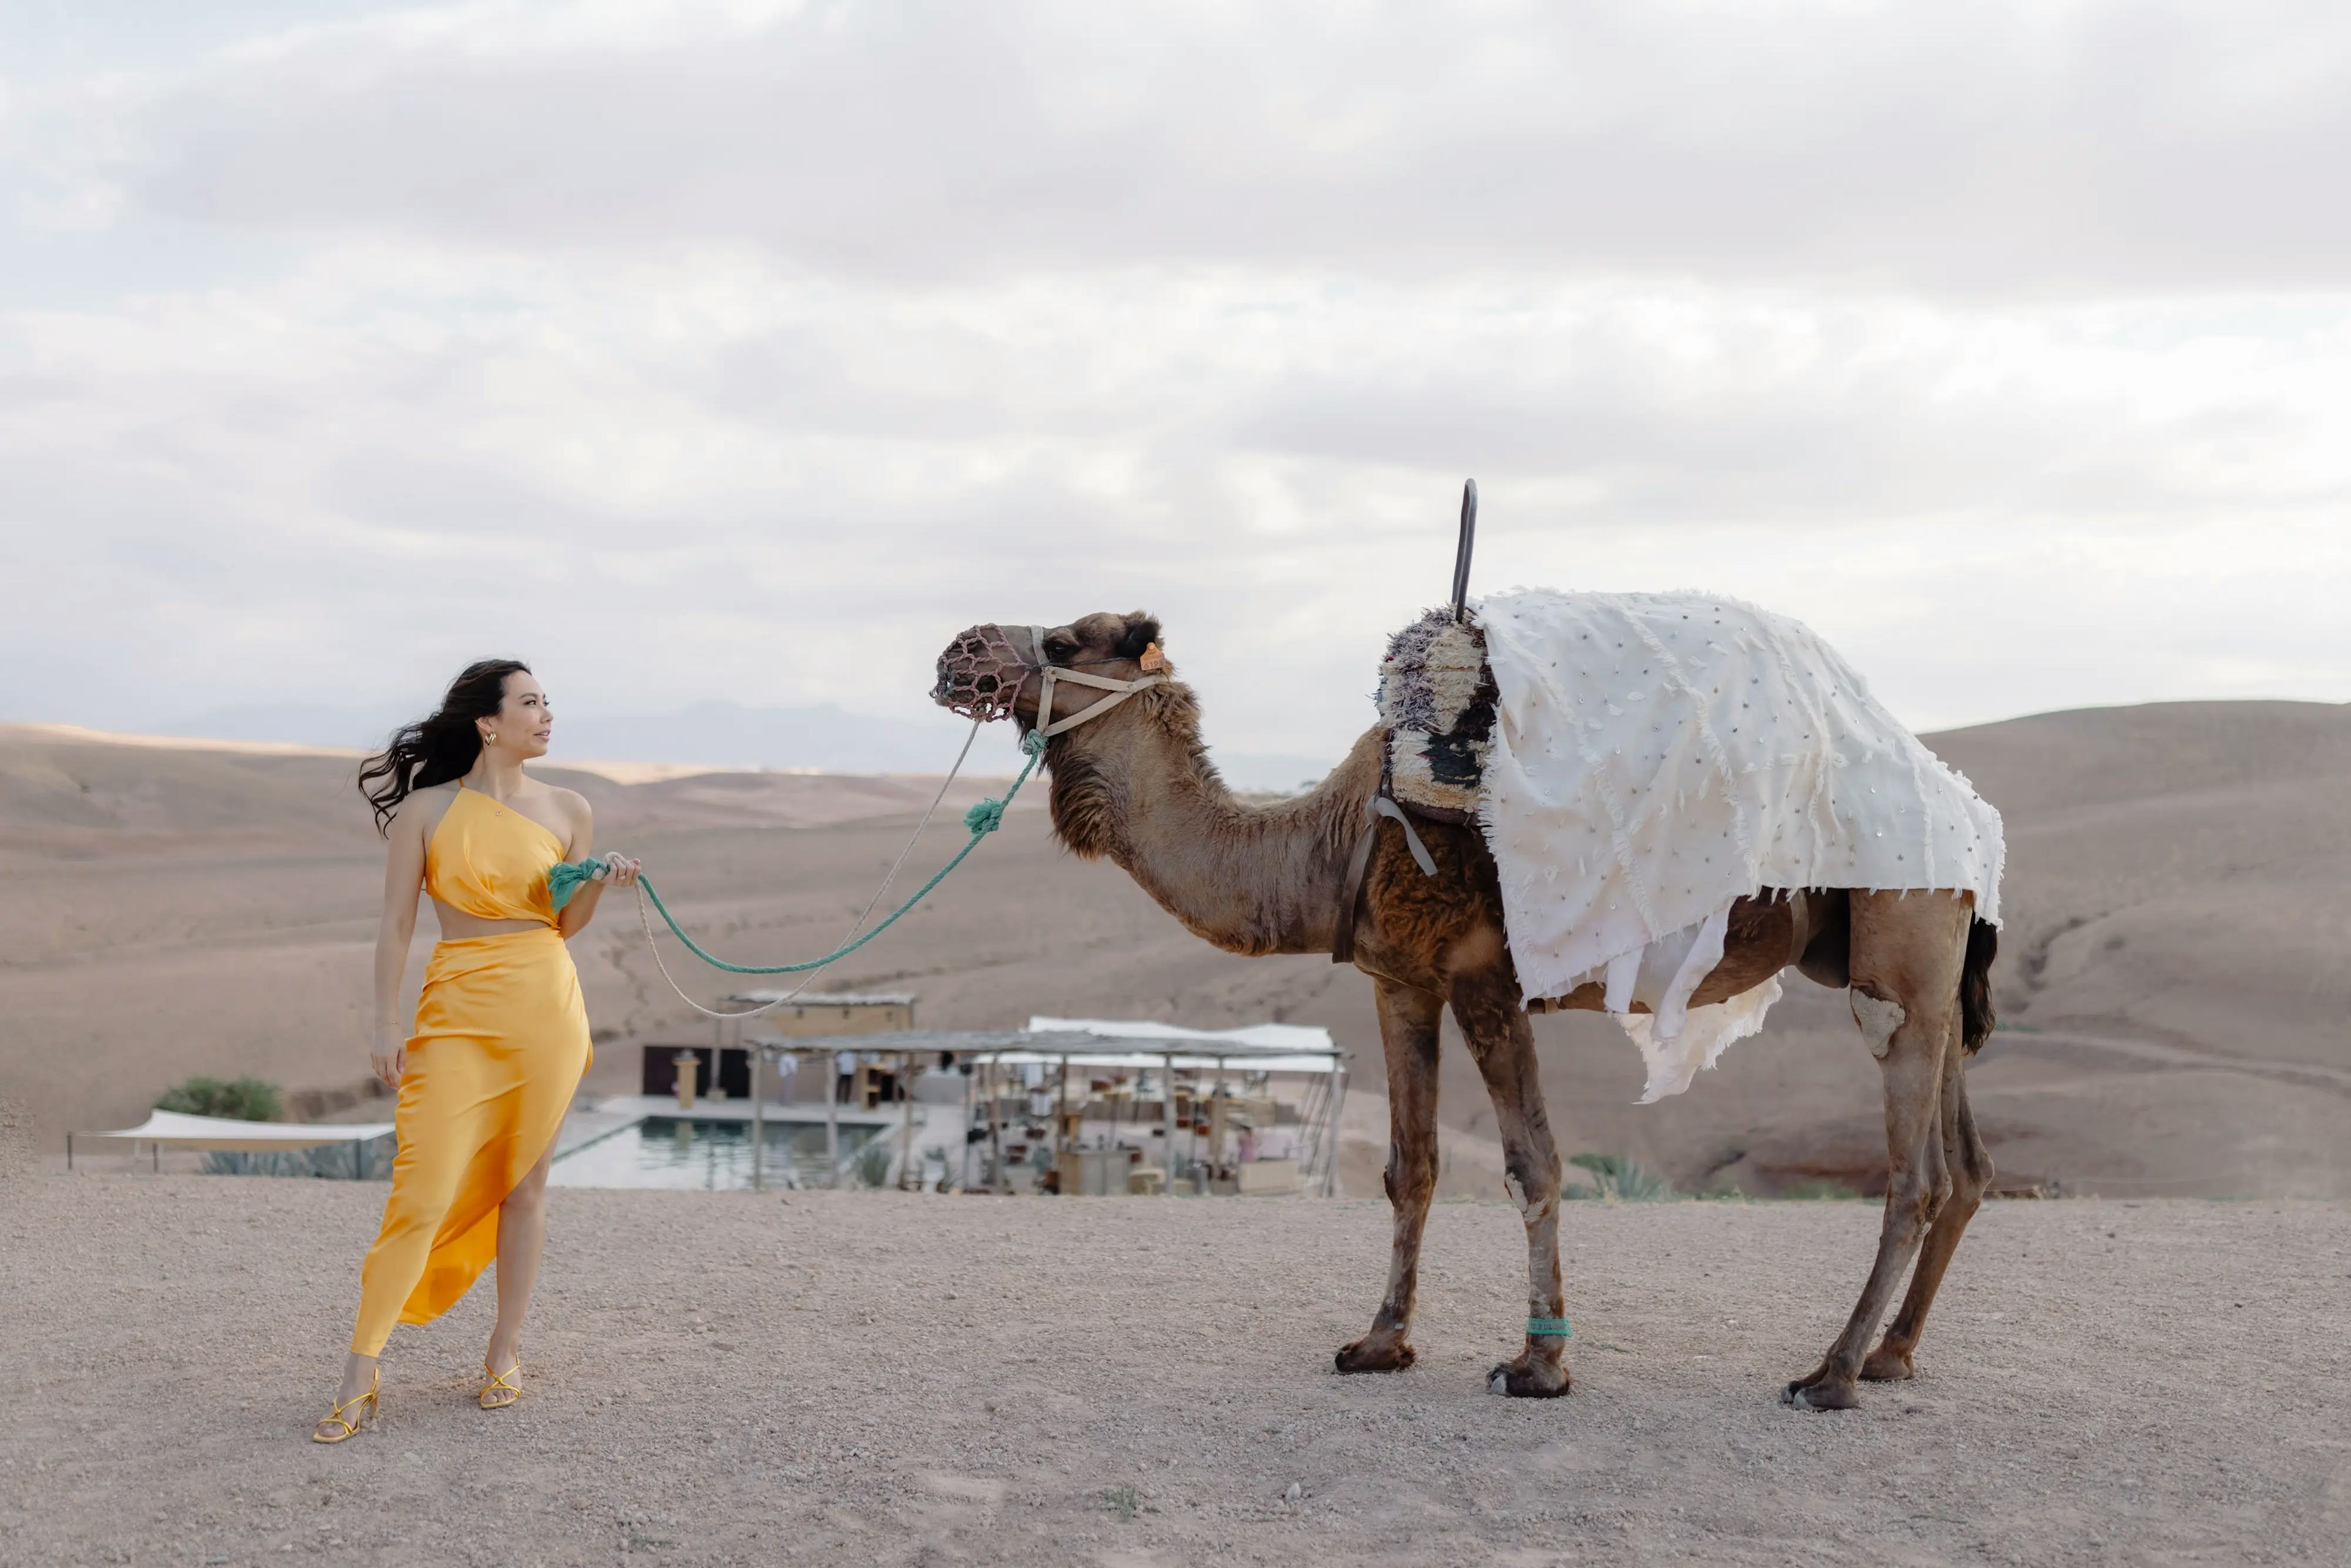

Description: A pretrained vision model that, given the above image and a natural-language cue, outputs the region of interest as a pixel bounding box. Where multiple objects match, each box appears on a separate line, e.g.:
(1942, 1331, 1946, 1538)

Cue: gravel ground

(2, 1179, 2346, 1567)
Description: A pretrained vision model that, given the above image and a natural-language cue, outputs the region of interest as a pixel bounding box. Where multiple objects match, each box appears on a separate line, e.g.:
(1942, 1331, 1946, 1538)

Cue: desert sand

(4, 700, 2347, 1199)
(4, 702, 2349, 1565)
(2, 1177, 2346, 1566)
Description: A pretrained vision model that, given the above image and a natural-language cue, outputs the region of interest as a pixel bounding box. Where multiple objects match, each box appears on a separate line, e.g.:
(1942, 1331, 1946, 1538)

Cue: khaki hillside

(2, 699, 2345, 1203)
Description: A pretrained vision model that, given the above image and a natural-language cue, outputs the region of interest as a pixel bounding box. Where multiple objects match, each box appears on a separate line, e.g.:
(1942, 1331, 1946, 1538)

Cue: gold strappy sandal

(479, 1356, 522, 1411)
(312, 1367, 379, 1444)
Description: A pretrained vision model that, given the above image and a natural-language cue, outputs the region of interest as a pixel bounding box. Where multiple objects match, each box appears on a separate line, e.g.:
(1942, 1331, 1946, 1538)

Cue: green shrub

(1564, 1151, 1674, 1202)
(853, 1138, 895, 1189)
(1776, 1179, 1861, 1201)
(156, 1075, 280, 1122)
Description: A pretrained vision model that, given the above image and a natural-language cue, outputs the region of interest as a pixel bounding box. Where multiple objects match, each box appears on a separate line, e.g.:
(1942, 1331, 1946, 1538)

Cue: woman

(314, 659, 639, 1443)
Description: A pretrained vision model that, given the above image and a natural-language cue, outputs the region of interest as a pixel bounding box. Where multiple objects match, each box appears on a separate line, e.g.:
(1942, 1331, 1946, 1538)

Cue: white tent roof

(1027, 1017, 1336, 1052)
(749, 1024, 1346, 1075)
(975, 1050, 1341, 1074)
(1010, 1018, 1343, 1075)
(75, 1109, 395, 1153)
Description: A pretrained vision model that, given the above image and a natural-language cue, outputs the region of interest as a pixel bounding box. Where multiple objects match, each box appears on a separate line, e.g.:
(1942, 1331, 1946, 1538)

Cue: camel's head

(931, 611, 1167, 737)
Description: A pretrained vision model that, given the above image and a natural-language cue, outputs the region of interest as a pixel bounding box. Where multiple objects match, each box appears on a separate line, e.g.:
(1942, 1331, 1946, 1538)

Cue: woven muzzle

(931, 622, 1166, 735)
(931, 624, 1035, 723)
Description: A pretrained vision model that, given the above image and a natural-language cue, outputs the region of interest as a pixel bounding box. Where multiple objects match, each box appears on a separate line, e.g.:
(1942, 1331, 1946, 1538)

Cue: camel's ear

(1114, 613, 1161, 663)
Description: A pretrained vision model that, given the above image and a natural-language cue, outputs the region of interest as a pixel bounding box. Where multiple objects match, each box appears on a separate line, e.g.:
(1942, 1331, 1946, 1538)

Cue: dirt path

(1982, 1027, 2351, 1096)
(4, 1180, 2345, 1566)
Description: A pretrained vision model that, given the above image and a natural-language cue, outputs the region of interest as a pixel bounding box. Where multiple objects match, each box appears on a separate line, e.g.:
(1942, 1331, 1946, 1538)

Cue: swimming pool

(549, 1116, 880, 1191)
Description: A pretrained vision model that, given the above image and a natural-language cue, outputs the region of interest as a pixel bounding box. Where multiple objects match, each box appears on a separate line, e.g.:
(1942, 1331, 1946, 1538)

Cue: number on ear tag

(1139, 642, 1168, 673)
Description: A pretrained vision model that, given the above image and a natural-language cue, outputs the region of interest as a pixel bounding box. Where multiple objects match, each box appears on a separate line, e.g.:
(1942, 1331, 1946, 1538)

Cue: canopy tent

(735, 1024, 1349, 1195)
(741, 1027, 1343, 1075)
(981, 1022, 1346, 1196)
(69, 1109, 394, 1174)
(1019, 1016, 1341, 1075)
(1029, 1016, 1334, 1051)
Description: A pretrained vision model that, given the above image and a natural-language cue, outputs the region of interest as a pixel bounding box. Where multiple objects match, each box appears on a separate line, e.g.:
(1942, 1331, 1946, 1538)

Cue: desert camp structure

(564, 1008, 1345, 1196)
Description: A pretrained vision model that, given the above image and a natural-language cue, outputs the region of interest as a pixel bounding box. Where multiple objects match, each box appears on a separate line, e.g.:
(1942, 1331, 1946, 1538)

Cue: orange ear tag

(1139, 642, 1168, 673)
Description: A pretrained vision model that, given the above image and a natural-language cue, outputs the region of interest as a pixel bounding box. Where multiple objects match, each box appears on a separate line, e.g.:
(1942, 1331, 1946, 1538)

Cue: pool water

(550, 1117, 879, 1190)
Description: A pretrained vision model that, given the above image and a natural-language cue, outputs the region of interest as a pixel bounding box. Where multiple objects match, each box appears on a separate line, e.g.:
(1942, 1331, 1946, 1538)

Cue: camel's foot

(1485, 1351, 1571, 1399)
(1334, 1333, 1416, 1375)
(1780, 1365, 1861, 1411)
(1860, 1344, 1916, 1382)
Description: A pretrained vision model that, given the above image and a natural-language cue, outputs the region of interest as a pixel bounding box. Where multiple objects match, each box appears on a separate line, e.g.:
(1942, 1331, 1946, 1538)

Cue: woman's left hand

(598, 852, 642, 889)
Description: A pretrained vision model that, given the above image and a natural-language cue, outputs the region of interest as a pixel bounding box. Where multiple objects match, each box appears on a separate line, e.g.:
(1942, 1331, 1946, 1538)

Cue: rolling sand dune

(2, 701, 2346, 1198)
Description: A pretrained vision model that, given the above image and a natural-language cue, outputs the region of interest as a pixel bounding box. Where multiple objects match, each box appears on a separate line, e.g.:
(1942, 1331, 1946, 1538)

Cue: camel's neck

(1046, 691, 1379, 958)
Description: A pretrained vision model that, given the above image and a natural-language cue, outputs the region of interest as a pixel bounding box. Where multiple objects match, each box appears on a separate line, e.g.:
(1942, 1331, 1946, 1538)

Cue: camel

(932, 610, 2000, 1409)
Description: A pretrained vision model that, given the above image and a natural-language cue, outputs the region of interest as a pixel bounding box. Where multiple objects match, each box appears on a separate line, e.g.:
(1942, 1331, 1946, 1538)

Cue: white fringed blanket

(1472, 589, 2004, 1102)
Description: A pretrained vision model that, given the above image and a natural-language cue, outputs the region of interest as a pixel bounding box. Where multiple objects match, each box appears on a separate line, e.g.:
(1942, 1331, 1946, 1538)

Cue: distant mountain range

(149, 699, 1340, 793)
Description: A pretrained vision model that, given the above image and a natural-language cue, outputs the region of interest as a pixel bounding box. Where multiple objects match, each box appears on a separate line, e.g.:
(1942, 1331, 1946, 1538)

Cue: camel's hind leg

(1783, 890, 1970, 1411)
(1452, 967, 1570, 1398)
(1336, 977, 1442, 1375)
(1863, 1045, 1993, 1380)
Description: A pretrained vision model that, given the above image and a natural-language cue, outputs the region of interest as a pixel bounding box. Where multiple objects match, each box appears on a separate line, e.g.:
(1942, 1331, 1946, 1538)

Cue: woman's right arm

(370, 804, 429, 1088)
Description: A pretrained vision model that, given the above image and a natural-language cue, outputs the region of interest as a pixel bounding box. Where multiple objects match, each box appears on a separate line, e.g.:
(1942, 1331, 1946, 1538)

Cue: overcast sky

(4, 0, 2347, 773)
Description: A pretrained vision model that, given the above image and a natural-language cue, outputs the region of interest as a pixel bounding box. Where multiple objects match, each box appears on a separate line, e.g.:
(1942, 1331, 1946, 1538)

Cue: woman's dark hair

(358, 658, 531, 834)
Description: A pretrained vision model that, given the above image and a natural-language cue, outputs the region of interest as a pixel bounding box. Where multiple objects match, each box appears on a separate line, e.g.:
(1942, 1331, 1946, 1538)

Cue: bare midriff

(432, 901, 553, 940)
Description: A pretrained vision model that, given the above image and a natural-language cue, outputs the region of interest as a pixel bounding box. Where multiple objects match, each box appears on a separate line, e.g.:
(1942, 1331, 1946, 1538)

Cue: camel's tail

(1959, 916, 1998, 1052)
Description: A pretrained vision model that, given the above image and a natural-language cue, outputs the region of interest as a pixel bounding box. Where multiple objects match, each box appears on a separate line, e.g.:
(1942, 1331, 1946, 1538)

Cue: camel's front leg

(1335, 977, 1442, 1375)
(1453, 968, 1571, 1398)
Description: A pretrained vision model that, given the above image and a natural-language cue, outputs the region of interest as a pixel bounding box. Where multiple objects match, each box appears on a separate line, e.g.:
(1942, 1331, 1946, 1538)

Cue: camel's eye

(1043, 637, 1077, 663)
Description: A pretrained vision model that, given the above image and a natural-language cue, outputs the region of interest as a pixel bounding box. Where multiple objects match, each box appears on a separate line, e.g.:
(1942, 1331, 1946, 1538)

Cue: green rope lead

(546, 730, 1044, 976)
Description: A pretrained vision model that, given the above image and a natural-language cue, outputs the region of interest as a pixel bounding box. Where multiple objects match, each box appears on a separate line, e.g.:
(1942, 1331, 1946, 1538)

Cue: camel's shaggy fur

(937, 610, 2001, 1409)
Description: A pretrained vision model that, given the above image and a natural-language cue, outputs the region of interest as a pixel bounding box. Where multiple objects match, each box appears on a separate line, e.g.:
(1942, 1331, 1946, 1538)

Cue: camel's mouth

(932, 623, 1037, 724)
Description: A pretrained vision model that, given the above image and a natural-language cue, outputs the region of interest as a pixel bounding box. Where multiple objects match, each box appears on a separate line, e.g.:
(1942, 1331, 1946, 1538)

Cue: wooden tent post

(898, 1051, 917, 1190)
(1055, 1057, 1071, 1186)
(1207, 1057, 1229, 1185)
(1321, 1063, 1347, 1196)
(959, 1062, 975, 1192)
(751, 1045, 765, 1193)
(988, 1058, 1007, 1194)
(1187, 1071, 1199, 1184)
(1160, 1052, 1176, 1195)
(825, 1052, 841, 1190)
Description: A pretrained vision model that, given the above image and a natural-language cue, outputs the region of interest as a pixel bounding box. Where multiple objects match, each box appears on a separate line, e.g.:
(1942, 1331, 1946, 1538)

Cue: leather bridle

(1021, 625, 1166, 738)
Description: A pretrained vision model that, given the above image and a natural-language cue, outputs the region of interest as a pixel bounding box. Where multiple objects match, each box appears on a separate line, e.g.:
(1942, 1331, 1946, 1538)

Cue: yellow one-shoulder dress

(350, 786, 593, 1357)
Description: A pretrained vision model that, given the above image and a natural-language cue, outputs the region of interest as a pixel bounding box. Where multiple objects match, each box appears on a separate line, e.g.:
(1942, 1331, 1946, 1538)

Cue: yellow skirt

(351, 928, 591, 1356)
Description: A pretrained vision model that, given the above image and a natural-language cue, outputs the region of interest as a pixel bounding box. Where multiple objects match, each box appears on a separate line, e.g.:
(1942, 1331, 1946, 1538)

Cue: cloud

(2, 2, 2348, 764)
(31, 0, 2351, 296)
(4, 242, 2347, 754)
